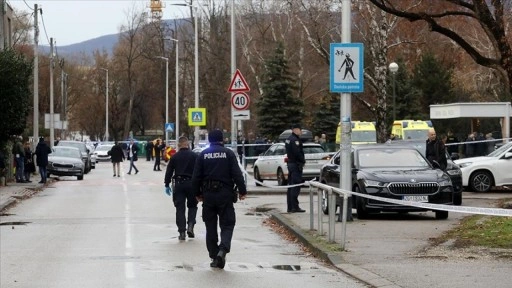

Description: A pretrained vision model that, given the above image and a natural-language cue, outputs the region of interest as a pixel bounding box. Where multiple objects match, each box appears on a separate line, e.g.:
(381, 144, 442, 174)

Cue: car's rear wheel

(469, 170, 493, 192)
(254, 167, 262, 186)
(435, 210, 449, 220)
(355, 186, 369, 219)
(277, 168, 287, 186)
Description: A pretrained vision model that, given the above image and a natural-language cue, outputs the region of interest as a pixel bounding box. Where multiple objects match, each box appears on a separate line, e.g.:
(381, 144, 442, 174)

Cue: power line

(39, 8, 51, 46)
(22, 0, 34, 11)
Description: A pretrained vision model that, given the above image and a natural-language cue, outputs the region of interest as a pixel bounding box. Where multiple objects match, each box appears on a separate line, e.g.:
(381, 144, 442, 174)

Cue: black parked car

(387, 140, 462, 205)
(319, 144, 456, 220)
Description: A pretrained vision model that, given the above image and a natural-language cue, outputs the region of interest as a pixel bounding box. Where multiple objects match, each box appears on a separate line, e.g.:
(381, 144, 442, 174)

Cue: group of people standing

(10, 136, 52, 184)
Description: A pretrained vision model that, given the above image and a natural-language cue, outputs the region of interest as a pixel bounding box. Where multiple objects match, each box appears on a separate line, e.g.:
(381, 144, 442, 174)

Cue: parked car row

(251, 136, 511, 220)
(48, 140, 111, 181)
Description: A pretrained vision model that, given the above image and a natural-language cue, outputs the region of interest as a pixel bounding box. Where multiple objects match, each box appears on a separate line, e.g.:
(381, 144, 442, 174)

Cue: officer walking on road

(164, 136, 198, 241)
(285, 124, 306, 213)
(192, 129, 247, 269)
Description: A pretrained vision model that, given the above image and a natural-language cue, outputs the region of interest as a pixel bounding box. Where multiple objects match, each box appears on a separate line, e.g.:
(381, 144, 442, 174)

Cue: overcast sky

(8, 0, 192, 46)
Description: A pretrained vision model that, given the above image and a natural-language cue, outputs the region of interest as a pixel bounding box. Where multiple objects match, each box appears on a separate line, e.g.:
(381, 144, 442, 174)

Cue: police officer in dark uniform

(285, 124, 306, 213)
(164, 136, 198, 241)
(192, 129, 247, 269)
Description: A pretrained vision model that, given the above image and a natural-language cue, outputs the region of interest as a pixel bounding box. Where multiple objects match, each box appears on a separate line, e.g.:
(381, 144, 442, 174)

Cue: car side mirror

(450, 152, 459, 160)
(504, 152, 512, 159)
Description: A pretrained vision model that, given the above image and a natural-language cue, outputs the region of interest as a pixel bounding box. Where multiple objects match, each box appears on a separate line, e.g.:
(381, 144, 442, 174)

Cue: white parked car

(454, 142, 512, 192)
(253, 143, 333, 186)
(93, 144, 115, 162)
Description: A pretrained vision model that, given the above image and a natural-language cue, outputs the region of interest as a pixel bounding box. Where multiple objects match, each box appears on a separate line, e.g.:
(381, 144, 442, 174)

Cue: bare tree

(113, 5, 150, 138)
(368, 0, 512, 99)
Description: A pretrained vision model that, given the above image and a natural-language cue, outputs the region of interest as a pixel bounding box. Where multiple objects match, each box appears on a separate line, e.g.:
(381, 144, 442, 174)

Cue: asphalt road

(0, 160, 367, 288)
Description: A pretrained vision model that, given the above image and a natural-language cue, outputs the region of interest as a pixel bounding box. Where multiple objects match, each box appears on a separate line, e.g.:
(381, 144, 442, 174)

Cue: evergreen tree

(257, 43, 303, 141)
(312, 93, 339, 143)
(0, 49, 33, 142)
(411, 53, 454, 117)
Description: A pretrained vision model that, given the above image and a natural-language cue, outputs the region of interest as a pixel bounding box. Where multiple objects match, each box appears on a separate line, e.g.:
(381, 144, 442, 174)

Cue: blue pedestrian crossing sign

(165, 123, 174, 132)
(188, 108, 206, 126)
(330, 43, 364, 93)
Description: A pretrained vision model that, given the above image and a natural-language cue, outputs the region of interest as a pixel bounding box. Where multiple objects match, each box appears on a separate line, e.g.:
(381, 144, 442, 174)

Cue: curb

(0, 198, 17, 212)
(269, 211, 401, 288)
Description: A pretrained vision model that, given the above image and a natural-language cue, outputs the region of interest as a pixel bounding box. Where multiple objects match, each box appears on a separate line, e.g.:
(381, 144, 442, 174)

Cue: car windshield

(357, 148, 429, 168)
(403, 130, 428, 140)
(488, 142, 512, 157)
(59, 142, 85, 152)
(303, 146, 325, 154)
(53, 148, 81, 158)
(352, 131, 377, 142)
(96, 145, 113, 151)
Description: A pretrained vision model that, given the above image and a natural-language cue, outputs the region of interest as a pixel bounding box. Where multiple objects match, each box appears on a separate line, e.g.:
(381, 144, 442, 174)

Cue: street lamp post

(171, 2, 200, 146)
(389, 62, 399, 122)
(100, 68, 109, 141)
(163, 37, 180, 144)
(156, 56, 169, 146)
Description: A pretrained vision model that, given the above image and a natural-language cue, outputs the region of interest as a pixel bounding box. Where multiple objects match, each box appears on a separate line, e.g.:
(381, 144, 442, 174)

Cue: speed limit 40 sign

(231, 92, 250, 110)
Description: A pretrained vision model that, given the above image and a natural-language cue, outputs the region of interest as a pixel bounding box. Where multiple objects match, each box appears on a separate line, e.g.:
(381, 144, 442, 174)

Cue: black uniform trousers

(287, 163, 303, 211)
(202, 188, 236, 259)
(173, 179, 198, 232)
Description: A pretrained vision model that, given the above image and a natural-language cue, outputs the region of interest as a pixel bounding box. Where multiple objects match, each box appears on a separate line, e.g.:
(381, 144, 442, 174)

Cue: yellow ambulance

(336, 121, 377, 145)
(391, 120, 433, 140)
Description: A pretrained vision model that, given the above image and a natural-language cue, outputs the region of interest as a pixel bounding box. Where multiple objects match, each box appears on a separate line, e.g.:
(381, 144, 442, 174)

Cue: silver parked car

(47, 146, 85, 180)
(56, 140, 92, 173)
(93, 144, 114, 162)
(253, 143, 333, 186)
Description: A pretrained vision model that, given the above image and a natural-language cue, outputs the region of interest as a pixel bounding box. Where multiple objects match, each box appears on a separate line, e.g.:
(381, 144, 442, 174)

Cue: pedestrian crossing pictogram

(188, 108, 206, 126)
(165, 123, 174, 132)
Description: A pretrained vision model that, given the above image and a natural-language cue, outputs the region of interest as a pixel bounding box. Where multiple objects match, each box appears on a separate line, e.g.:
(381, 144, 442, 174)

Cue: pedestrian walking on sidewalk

(109, 142, 124, 177)
(126, 139, 139, 175)
(164, 136, 198, 241)
(285, 124, 306, 213)
(35, 137, 51, 184)
(192, 129, 247, 269)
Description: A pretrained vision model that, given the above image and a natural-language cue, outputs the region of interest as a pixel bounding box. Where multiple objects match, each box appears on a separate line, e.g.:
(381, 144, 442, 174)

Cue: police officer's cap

(291, 123, 302, 130)
(208, 129, 224, 143)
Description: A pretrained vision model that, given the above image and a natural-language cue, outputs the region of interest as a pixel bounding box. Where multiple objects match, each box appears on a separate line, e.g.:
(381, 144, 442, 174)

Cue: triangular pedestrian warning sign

(228, 69, 250, 93)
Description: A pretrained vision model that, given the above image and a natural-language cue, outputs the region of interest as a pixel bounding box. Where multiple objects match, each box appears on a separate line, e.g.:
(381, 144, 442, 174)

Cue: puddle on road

(0, 221, 31, 226)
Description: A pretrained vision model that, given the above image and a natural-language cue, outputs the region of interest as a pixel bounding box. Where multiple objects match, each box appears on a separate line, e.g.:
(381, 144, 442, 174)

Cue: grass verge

(432, 198, 512, 249)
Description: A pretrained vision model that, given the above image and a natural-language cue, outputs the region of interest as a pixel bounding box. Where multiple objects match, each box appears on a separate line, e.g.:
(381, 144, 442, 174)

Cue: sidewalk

(0, 180, 48, 212)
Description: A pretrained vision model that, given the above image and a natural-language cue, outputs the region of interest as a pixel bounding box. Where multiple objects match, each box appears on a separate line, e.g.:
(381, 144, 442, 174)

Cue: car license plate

(403, 195, 428, 202)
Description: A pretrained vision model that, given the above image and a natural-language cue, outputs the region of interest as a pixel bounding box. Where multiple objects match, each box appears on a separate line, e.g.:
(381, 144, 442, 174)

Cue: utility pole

(33, 4, 39, 148)
(1, 0, 5, 50)
(49, 37, 55, 147)
(59, 59, 65, 139)
(230, 0, 236, 150)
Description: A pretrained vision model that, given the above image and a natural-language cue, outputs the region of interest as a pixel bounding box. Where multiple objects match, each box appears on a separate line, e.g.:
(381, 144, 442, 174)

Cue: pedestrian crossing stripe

(188, 108, 206, 126)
